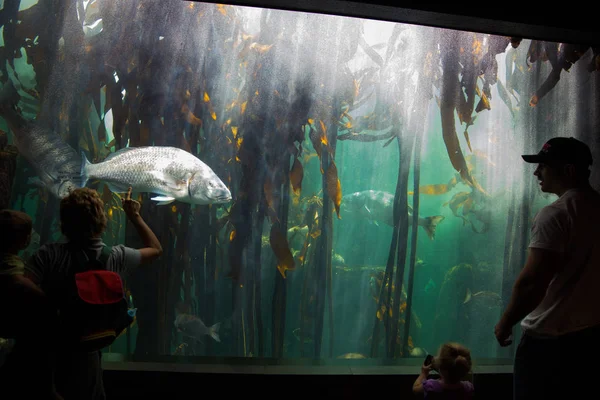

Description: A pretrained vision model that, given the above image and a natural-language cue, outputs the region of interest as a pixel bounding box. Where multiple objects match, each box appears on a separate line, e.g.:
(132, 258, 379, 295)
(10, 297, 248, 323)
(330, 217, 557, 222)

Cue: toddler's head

(0, 209, 32, 254)
(435, 342, 472, 383)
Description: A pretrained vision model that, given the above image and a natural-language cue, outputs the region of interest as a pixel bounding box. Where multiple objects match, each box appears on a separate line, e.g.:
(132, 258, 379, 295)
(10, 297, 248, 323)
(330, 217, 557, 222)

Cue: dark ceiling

(199, 0, 599, 46)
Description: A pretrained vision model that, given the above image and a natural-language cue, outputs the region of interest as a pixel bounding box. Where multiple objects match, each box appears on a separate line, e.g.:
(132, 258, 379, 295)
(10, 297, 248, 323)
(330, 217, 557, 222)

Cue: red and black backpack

(57, 244, 134, 352)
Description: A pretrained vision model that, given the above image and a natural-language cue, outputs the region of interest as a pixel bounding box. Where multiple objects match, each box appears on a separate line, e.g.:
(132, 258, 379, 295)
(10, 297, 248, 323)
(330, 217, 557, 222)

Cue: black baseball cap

(521, 137, 593, 166)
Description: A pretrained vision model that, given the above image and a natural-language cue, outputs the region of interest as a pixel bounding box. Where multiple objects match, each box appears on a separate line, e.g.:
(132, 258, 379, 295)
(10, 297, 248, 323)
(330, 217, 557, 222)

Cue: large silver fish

(174, 313, 221, 343)
(341, 190, 445, 240)
(0, 82, 82, 198)
(80, 146, 231, 205)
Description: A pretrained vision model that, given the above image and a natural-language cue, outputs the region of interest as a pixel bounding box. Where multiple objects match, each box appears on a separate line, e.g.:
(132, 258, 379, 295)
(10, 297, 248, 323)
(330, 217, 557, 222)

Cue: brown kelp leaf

(181, 104, 202, 126)
(308, 124, 322, 162)
(475, 85, 491, 111)
(443, 191, 471, 217)
(464, 129, 473, 152)
(263, 176, 274, 210)
(318, 120, 329, 146)
(297, 235, 310, 264)
(325, 160, 342, 219)
(263, 176, 279, 224)
(269, 224, 295, 278)
(462, 196, 474, 215)
(289, 157, 303, 196)
(101, 184, 113, 204)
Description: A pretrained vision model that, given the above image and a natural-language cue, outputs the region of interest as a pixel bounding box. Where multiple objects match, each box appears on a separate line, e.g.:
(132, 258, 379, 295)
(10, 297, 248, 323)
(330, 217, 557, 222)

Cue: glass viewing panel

(1, 0, 597, 368)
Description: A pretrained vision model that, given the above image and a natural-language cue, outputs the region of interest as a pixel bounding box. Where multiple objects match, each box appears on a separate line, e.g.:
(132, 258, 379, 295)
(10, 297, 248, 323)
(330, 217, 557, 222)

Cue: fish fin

(463, 288, 472, 304)
(421, 215, 445, 240)
(151, 195, 176, 205)
(0, 79, 19, 109)
(106, 182, 130, 193)
(27, 176, 46, 188)
(80, 151, 91, 188)
(150, 171, 187, 191)
(103, 146, 136, 161)
(363, 205, 379, 226)
(209, 322, 221, 342)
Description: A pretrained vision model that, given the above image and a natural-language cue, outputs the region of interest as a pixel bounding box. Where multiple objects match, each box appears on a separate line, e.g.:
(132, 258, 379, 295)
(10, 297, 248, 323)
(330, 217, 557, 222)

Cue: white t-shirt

(521, 187, 600, 337)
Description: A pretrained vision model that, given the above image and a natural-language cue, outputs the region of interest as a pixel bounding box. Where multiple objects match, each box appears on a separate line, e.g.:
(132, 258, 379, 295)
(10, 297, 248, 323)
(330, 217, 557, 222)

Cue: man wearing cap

(495, 137, 600, 399)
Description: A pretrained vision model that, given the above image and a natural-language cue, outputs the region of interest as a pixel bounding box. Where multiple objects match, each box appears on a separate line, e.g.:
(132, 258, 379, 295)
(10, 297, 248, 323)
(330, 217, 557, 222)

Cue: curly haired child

(413, 342, 474, 399)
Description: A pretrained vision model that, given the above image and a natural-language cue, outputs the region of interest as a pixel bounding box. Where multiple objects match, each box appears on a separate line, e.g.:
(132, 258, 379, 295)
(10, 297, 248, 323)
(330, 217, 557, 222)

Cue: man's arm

(498, 247, 560, 329)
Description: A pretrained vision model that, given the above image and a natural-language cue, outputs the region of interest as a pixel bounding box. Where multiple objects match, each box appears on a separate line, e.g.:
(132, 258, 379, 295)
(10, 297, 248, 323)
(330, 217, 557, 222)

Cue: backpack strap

(98, 245, 113, 267)
(69, 244, 113, 273)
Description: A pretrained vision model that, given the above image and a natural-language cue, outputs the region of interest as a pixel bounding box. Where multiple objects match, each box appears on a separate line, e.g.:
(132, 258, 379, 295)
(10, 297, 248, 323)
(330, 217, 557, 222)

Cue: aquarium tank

(0, 0, 598, 369)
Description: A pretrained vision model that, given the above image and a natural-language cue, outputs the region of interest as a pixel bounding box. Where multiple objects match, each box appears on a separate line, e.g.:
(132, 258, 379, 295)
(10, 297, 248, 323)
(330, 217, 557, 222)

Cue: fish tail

(208, 322, 221, 342)
(422, 215, 445, 240)
(0, 80, 21, 125)
(0, 79, 19, 107)
(80, 151, 91, 188)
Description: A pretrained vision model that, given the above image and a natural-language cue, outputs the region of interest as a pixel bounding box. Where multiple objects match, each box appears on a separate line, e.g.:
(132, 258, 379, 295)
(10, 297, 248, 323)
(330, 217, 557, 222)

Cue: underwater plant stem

(255, 202, 266, 357)
(272, 169, 292, 358)
(369, 229, 396, 357)
(327, 216, 334, 358)
(327, 98, 339, 358)
(314, 146, 331, 358)
(299, 236, 315, 357)
(242, 307, 247, 356)
(390, 126, 413, 358)
(498, 184, 517, 357)
(402, 91, 425, 356)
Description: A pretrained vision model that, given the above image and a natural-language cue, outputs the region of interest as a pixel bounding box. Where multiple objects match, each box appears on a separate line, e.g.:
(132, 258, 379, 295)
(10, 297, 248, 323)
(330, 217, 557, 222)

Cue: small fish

(80, 146, 231, 205)
(173, 343, 188, 356)
(463, 289, 503, 306)
(287, 224, 308, 242)
(408, 176, 458, 196)
(409, 347, 428, 358)
(337, 353, 367, 359)
(424, 278, 436, 293)
(341, 190, 445, 240)
(415, 258, 425, 269)
(174, 313, 221, 343)
(292, 328, 313, 344)
(332, 252, 346, 267)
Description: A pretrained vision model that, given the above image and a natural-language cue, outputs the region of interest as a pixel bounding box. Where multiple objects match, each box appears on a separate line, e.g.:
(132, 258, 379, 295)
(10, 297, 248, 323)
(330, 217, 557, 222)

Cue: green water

(1, 0, 596, 364)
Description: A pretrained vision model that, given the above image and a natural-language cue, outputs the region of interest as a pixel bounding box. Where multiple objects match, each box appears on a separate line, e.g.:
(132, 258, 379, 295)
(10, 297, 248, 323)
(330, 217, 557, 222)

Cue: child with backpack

(24, 187, 162, 400)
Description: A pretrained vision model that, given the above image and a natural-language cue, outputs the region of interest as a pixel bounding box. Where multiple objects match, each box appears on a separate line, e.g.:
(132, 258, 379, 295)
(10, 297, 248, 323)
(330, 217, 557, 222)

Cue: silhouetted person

(25, 187, 162, 400)
(495, 137, 600, 400)
(0, 209, 62, 399)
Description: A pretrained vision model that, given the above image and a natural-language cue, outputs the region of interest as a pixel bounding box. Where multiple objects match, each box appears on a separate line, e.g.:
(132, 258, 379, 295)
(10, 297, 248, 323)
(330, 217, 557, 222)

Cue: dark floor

(103, 368, 513, 399)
